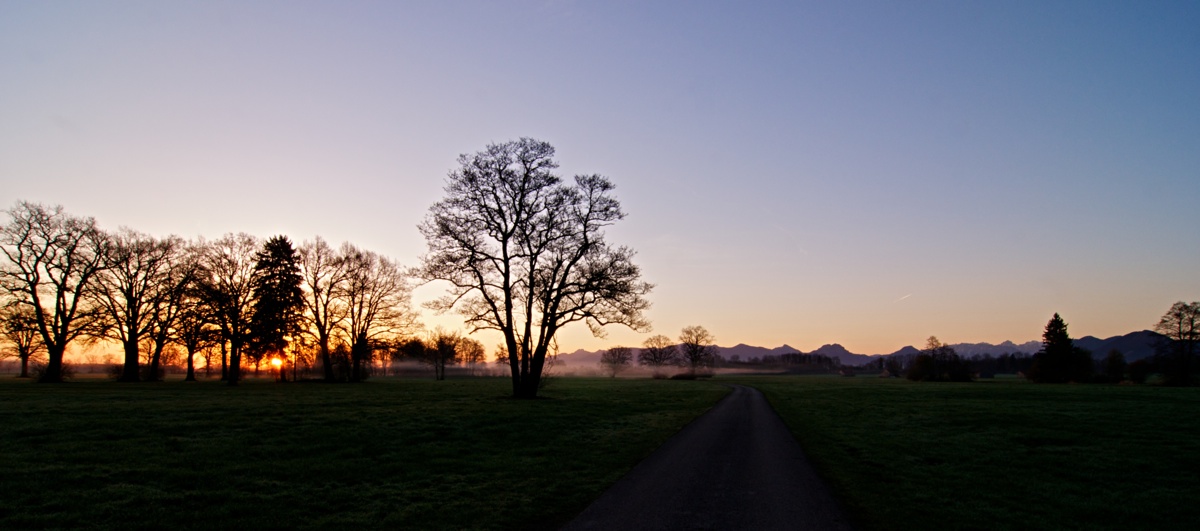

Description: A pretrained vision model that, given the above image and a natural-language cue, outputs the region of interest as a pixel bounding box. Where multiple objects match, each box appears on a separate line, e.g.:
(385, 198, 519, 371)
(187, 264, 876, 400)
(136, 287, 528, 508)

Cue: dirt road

(562, 384, 854, 530)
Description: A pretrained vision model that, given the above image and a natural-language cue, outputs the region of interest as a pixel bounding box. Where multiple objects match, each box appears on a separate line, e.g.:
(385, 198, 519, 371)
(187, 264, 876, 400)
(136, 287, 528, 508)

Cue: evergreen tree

(249, 236, 303, 379)
(1028, 313, 1093, 383)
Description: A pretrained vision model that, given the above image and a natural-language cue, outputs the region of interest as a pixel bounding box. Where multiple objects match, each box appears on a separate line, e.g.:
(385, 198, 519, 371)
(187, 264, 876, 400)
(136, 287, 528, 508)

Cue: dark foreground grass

(740, 375, 1200, 531)
(0, 377, 727, 530)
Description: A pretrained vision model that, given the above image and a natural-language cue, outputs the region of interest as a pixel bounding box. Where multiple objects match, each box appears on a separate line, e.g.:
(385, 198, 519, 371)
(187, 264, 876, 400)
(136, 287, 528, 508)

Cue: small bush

(1127, 359, 1151, 384)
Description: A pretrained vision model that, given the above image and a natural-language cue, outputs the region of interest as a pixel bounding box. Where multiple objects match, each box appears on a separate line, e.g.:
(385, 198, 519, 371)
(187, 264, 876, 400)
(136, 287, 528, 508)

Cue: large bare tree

(340, 243, 416, 382)
(297, 237, 348, 382)
(419, 138, 652, 398)
(194, 233, 259, 385)
(92, 229, 182, 381)
(0, 202, 107, 382)
(142, 238, 197, 381)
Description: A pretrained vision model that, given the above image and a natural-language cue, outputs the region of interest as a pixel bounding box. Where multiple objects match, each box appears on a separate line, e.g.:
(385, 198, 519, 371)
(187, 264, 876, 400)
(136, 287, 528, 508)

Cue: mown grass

(0, 376, 728, 530)
(739, 375, 1200, 531)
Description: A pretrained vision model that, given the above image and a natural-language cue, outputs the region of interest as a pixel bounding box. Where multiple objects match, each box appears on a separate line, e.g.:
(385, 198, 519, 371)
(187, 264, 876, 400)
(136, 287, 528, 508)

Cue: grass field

(3, 375, 1198, 530)
(743, 375, 1200, 531)
(0, 376, 727, 530)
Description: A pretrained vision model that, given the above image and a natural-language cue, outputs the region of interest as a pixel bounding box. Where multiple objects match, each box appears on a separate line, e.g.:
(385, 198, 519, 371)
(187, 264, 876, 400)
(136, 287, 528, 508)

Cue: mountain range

(554, 330, 1166, 367)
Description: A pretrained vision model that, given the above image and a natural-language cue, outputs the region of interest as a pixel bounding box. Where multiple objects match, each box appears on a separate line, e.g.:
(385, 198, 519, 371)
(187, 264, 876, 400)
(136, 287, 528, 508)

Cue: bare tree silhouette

(194, 234, 259, 385)
(0, 202, 107, 382)
(339, 243, 416, 382)
(298, 237, 348, 382)
(600, 346, 633, 378)
(679, 326, 718, 375)
(1154, 301, 1199, 386)
(419, 138, 652, 398)
(0, 304, 46, 377)
(638, 334, 679, 378)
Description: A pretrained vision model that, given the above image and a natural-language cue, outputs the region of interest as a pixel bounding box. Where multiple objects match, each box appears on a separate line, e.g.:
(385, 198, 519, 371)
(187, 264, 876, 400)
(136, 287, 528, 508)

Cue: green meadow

(0, 377, 726, 530)
(746, 376, 1200, 531)
(1, 375, 1198, 530)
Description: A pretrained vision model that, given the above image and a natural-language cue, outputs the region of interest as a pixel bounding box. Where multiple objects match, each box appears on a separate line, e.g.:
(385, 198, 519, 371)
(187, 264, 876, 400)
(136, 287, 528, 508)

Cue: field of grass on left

(0, 376, 728, 530)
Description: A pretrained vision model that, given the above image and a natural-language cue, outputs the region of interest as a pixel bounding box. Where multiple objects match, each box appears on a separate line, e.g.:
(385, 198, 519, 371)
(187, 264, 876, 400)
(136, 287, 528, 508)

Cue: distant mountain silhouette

(950, 340, 1041, 357)
(1073, 330, 1165, 361)
(718, 343, 801, 360)
(552, 330, 1165, 368)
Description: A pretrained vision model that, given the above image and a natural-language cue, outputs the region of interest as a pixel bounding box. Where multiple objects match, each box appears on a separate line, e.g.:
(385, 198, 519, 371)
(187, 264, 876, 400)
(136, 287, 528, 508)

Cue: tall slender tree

(249, 236, 304, 380)
(1028, 313, 1092, 383)
(0, 202, 108, 382)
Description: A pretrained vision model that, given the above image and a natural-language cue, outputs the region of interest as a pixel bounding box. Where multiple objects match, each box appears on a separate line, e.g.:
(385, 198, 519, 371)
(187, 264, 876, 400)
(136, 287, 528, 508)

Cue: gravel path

(562, 384, 854, 531)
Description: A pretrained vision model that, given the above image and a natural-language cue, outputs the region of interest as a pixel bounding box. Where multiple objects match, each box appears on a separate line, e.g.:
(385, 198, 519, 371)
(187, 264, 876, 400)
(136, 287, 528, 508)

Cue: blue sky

(2, 1, 1198, 354)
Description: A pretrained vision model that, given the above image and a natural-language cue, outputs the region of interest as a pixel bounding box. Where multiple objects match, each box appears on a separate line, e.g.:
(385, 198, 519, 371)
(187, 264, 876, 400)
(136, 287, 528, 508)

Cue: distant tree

(339, 244, 417, 382)
(1153, 301, 1199, 386)
(883, 356, 904, 377)
(249, 236, 304, 381)
(0, 304, 46, 377)
(297, 237, 348, 382)
(395, 336, 428, 366)
(679, 326, 718, 375)
(1027, 313, 1093, 383)
(426, 329, 461, 381)
(194, 233, 259, 385)
(1126, 359, 1151, 384)
(418, 138, 652, 398)
(599, 346, 634, 378)
(0, 202, 108, 382)
(906, 336, 972, 382)
(1101, 349, 1127, 383)
(638, 334, 679, 378)
(459, 337, 486, 376)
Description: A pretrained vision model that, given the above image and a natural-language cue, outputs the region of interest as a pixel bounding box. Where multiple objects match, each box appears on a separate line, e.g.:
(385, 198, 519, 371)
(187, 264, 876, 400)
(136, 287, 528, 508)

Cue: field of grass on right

(741, 375, 1200, 531)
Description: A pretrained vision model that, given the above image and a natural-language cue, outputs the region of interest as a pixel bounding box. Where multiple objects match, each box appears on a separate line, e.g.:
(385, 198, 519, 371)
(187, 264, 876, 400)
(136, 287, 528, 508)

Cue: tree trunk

(39, 344, 66, 383)
(147, 340, 165, 382)
(220, 341, 228, 381)
(227, 342, 241, 386)
(119, 340, 140, 382)
(184, 347, 196, 381)
(320, 335, 334, 382)
(19, 355, 30, 378)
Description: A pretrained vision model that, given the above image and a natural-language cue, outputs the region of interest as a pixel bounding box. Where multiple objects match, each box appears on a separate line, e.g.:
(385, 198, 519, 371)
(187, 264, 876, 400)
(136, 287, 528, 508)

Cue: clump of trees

(1027, 313, 1093, 383)
(905, 336, 972, 382)
(0, 201, 419, 384)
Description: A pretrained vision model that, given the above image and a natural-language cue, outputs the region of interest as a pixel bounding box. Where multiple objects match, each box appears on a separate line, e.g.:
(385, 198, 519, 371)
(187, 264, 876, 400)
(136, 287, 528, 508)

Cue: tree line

(1, 138, 656, 398)
(0, 201, 419, 384)
(862, 305, 1199, 386)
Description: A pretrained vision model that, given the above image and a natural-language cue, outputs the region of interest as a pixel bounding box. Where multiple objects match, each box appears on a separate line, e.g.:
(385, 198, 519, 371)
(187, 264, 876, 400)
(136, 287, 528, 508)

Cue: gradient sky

(2, 1, 1198, 355)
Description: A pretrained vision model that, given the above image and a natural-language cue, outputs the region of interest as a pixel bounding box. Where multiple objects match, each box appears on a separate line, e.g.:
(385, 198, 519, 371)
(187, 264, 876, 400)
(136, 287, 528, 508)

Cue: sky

(2, 0, 1198, 356)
